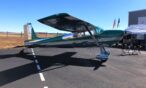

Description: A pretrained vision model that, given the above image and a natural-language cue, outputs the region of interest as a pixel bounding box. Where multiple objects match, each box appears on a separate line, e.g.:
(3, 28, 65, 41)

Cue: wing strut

(84, 24, 110, 62)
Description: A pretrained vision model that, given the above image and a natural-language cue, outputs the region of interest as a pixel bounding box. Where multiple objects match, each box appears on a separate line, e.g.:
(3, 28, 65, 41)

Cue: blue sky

(0, 0, 146, 33)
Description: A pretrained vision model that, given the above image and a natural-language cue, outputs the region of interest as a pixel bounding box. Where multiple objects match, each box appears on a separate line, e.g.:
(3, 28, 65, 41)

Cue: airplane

(23, 13, 124, 63)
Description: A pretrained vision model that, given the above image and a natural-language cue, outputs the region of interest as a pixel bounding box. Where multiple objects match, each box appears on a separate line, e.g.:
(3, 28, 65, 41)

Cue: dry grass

(0, 36, 24, 49)
(0, 33, 58, 49)
(0, 34, 22, 37)
(37, 33, 58, 38)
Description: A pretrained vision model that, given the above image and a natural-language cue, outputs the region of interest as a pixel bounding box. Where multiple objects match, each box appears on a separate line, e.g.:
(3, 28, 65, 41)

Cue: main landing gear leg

(84, 25, 110, 63)
(96, 45, 110, 63)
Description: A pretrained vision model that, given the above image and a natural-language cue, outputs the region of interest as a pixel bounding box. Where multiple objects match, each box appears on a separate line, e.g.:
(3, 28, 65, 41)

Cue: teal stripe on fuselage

(26, 30, 124, 46)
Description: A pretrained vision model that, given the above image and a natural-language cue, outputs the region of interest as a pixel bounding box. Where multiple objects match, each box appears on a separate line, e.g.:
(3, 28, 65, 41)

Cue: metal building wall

(128, 9, 146, 26)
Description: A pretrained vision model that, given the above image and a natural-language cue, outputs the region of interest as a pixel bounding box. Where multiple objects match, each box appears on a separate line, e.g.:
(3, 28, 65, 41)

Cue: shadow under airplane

(24, 42, 97, 48)
(0, 51, 105, 86)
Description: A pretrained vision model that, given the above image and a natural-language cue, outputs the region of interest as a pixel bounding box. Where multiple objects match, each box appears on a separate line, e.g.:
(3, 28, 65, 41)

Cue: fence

(0, 32, 63, 38)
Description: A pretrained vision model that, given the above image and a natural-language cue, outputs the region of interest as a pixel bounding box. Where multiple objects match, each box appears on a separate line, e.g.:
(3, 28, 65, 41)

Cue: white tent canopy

(125, 24, 146, 40)
(125, 24, 146, 34)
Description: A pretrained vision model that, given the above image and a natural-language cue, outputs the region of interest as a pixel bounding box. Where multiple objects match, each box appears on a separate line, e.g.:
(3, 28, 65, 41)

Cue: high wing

(38, 13, 97, 32)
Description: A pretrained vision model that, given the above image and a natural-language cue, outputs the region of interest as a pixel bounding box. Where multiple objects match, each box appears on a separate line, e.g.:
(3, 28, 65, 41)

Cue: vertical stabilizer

(31, 27, 38, 40)
(24, 23, 38, 41)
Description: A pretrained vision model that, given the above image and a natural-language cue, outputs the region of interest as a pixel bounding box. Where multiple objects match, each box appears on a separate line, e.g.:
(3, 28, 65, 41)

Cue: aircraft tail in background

(24, 23, 38, 41)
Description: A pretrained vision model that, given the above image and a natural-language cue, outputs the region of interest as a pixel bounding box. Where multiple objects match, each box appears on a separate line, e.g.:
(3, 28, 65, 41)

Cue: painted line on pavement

(35, 59, 39, 64)
(36, 64, 41, 71)
(31, 48, 47, 83)
(44, 86, 48, 88)
(39, 73, 46, 81)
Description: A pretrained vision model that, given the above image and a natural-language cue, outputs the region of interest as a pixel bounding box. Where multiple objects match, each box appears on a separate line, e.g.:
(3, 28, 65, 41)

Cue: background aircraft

(23, 13, 124, 62)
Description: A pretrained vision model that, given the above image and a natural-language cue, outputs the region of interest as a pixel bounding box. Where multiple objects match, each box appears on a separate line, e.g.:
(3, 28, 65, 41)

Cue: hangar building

(128, 9, 146, 26)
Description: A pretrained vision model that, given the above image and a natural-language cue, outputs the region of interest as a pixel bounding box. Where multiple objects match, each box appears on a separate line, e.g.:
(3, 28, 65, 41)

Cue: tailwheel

(19, 49, 24, 55)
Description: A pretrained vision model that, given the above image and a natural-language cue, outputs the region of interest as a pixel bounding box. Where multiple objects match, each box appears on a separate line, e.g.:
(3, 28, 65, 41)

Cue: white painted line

(37, 64, 41, 70)
(31, 48, 34, 53)
(33, 55, 36, 58)
(44, 86, 48, 88)
(39, 73, 46, 81)
(31, 48, 36, 57)
(32, 52, 35, 55)
(32, 52, 34, 55)
(35, 59, 39, 64)
(31, 48, 48, 87)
